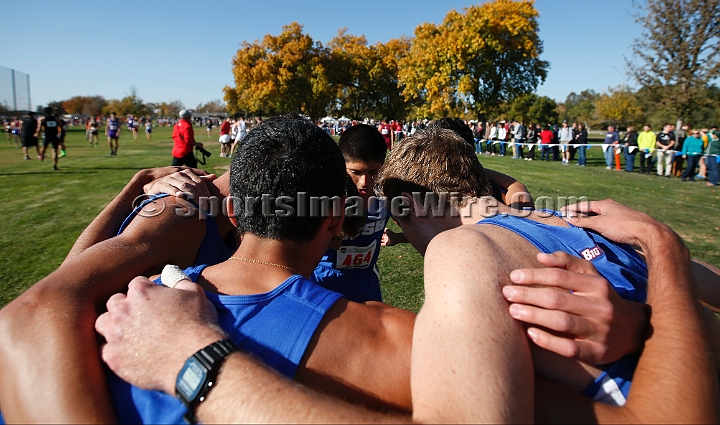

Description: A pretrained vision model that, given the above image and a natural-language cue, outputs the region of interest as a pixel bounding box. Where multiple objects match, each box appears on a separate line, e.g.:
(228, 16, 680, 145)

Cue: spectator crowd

(5, 111, 720, 188)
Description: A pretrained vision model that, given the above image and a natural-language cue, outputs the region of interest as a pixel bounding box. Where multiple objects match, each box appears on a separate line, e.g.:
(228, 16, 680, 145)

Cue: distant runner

(106, 112, 121, 156)
(35, 107, 61, 170)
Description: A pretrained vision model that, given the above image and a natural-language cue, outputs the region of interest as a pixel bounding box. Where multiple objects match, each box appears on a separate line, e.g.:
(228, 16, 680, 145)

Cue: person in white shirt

(497, 122, 508, 156)
(230, 116, 247, 158)
(512, 121, 526, 159)
(558, 121, 573, 164)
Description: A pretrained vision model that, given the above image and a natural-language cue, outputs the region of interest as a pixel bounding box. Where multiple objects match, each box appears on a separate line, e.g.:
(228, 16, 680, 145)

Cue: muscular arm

(536, 229, 719, 423)
(65, 167, 213, 262)
(412, 227, 534, 423)
(296, 300, 415, 412)
(563, 200, 720, 422)
(95, 228, 535, 423)
(484, 168, 533, 210)
(0, 200, 207, 423)
(598, 228, 719, 422)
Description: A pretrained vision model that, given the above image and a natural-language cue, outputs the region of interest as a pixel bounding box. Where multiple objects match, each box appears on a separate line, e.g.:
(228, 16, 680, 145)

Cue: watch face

(177, 358, 207, 401)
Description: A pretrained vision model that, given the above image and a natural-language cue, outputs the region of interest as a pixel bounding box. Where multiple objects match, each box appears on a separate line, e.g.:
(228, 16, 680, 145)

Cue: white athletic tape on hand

(161, 264, 190, 288)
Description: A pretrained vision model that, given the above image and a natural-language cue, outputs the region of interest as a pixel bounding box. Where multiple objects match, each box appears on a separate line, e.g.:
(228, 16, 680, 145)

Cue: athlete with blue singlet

(106, 112, 121, 156)
(311, 124, 392, 302)
(375, 127, 652, 407)
(3, 117, 720, 422)
(312, 123, 533, 302)
(93, 117, 416, 423)
(88, 124, 720, 424)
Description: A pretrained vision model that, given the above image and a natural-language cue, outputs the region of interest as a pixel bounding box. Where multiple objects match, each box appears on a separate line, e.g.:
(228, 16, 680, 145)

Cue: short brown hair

(376, 127, 493, 208)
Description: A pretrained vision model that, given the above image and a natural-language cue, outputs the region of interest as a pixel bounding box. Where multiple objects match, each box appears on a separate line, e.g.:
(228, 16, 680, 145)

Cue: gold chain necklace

(229, 256, 300, 275)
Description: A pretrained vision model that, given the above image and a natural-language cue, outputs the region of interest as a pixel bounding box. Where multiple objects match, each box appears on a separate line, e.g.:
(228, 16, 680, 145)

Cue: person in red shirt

(218, 117, 232, 157)
(172, 110, 203, 167)
(539, 125, 554, 162)
(378, 117, 393, 150)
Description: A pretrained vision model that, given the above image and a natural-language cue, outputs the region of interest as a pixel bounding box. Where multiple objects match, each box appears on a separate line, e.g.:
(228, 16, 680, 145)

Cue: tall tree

(61, 96, 107, 116)
(594, 85, 644, 129)
(328, 30, 377, 119)
(225, 23, 334, 120)
(102, 90, 151, 117)
(637, 83, 720, 128)
(507, 93, 537, 122)
(327, 29, 410, 120)
(399, 0, 549, 119)
(223, 87, 240, 116)
(527, 96, 558, 125)
(561, 90, 599, 127)
(626, 0, 720, 124)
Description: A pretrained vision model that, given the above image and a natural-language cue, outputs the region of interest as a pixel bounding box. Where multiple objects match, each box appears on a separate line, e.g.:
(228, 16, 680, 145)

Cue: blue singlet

(479, 211, 648, 406)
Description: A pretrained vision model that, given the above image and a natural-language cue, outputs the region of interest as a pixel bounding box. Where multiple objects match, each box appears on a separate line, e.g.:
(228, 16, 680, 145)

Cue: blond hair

(377, 127, 493, 208)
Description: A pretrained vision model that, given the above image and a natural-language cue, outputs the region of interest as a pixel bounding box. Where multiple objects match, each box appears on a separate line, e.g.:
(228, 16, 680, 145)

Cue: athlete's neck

(198, 233, 328, 296)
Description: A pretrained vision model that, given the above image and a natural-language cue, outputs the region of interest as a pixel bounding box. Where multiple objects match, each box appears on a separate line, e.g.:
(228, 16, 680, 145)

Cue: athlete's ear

(327, 200, 345, 237)
(400, 191, 426, 223)
(225, 197, 238, 228)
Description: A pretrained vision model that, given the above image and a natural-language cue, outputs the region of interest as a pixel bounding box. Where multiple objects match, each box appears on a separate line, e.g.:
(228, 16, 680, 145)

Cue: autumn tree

(327, 29, 410, 120)
(102, 88, 151, 117)
(399, 0, 548, 119)
(223, 87, 240, 116)
(374, 37, 412, 120)
(594, 85, 644, 129)
(327, 30, 375, 119)
(62, 96, 107, 116)
(224, 23, 333, 120)
(626, 0, 720, 124)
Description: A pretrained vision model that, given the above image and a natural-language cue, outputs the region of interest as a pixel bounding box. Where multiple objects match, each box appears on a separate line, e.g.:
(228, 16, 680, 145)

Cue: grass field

(1, 125, 718, 310)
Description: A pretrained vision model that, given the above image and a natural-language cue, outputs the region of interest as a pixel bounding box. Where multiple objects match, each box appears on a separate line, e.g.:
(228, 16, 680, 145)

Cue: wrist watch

(175, 338, 236, 424)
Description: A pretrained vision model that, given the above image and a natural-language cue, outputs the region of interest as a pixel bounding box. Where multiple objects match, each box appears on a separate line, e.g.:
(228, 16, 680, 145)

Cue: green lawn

(1, 126, 718, 310)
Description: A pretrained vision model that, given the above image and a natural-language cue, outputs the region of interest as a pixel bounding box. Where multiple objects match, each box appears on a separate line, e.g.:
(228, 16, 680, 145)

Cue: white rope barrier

(473, 139, 720, 157)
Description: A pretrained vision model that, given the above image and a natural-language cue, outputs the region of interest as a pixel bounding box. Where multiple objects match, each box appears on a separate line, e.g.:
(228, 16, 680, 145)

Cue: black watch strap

(176, 338, 236, 424)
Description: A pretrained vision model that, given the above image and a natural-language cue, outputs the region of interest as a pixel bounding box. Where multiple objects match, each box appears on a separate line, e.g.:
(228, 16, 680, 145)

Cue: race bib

(46, 121, 57, 127)
(336, 240, 377, 269)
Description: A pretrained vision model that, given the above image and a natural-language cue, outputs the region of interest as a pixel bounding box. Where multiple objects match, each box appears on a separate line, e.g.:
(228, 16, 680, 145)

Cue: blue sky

(1, 0, 642, 110)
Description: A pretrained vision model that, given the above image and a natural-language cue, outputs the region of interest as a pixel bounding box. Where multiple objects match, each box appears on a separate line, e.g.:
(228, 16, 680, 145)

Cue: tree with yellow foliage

(327, 29, 410, 120)
(594, 85, 643, 129)
(224, 23, 334, 120)
(399, 0, 548, 119)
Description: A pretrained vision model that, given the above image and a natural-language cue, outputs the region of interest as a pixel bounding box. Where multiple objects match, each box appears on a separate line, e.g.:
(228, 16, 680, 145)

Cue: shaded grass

(1, 129, 718, 311)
